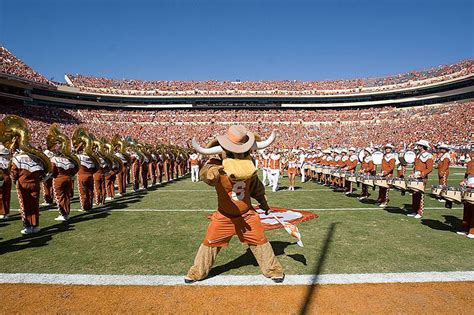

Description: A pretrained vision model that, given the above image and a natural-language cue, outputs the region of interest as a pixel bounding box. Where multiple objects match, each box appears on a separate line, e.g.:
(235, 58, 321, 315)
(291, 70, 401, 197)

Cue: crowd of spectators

(1, 99, 472, 154)
(0, 47, 53, 86)
(66, 60, 473, 96)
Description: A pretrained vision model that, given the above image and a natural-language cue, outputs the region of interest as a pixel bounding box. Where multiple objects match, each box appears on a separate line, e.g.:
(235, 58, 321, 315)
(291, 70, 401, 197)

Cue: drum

(462, 188, 474, 204)
(310, 165, 316, 171)
(399, 150, 416, 165)
(340, 171, 347, 178)
(304, 164, 311, 170)
(405, 178, 425, 193)
(372, 151, 383, 165)
(374, 176, 389, 188)
(430, 185, 446, 197)
(315, 166, 323, 173)
(362, 175, 375, 187)
(347, 174, 358, 183)
(331, 169, 340, 178)
(390, 177, 407, 190)
(440, 186, 463, 203)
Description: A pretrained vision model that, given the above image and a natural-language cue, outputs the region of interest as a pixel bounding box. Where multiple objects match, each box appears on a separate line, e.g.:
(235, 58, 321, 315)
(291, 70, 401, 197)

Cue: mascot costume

(185, 125, 285, 283)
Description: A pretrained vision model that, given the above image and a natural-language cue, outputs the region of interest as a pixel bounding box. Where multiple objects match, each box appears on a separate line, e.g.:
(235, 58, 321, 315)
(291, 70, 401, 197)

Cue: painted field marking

(0, 271, 473, 286)
(9, 206, 462, 213)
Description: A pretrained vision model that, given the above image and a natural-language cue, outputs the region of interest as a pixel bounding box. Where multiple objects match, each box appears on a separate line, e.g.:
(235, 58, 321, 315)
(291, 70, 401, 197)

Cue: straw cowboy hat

(192, 125, 276, 155)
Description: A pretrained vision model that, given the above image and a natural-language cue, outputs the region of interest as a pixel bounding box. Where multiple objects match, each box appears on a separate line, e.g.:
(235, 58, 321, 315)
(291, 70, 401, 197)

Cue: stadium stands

(0, 47, 53, 86)
(65, 60, 473, 96)
(1, 99, 472, 152)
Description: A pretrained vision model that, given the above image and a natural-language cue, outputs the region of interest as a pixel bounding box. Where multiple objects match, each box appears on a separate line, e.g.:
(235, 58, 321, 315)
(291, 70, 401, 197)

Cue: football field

(1, 168, 473, 313)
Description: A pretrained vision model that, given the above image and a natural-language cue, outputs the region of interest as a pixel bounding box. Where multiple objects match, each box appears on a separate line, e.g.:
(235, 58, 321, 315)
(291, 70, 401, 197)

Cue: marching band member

(458, 148, 473, 239)
(149, 152, 157, 186)
(2, 115, 51, 234)
(287, 152, 298, 191)
(261, 150, 270, 186)
(407, 140, 433, 219)
(113, 137, 130, 197)
(344, 147, 358, 195)
(0, 145, 12, 220)
(92, 141, 109, 205)
(47, 124, 79, 221)
(190, 151, 200, 182)
(358, 147, 375, 200)
(269, 149, 281, 192)
(131, 148, 141, 191)
(41, 149, 55, 206)
(333, 149, 343, 189)
(74, 128, 98, 212)
(139, 146, 149, 189)
(156, 150, 164, 184)
(299, 149, 307, 183)
(436, 144, 452, 208)
(378, 144, 396, 207)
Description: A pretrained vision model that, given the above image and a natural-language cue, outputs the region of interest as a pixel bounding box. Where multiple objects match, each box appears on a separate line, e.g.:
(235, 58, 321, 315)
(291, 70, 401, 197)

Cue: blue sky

(1, 0, 472, 82)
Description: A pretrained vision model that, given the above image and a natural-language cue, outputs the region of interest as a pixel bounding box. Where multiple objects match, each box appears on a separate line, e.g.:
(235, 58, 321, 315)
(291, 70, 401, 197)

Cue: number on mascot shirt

(230, 181, 246, 201)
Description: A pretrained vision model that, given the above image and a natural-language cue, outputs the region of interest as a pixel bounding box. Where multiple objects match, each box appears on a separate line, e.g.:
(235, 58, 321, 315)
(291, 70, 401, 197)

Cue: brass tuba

(1, 115, 52, 179)
(90, 134, 113, 168)
(72, 127, 100, 167)
(111, 134, 132, 165)
(47, 123, 80, 169)
(103, 137, 124, 171)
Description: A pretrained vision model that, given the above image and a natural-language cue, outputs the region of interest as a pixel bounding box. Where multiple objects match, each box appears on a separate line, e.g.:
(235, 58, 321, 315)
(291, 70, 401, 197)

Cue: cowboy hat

(437, 143, 450, 150)
(192, 125, 276, 155)
(349, 147, 356, 152)
(364, 147, 373, 154)
(415, 140, 430, 149)
(383, 143, 395, 149)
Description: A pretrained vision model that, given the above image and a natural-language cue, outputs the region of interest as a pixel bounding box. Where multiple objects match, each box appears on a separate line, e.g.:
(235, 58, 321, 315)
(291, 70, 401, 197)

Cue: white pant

(300, 165, 306, 182)
(269, 169, 280, 192)
(191, 165, 199, 182)
(262, 168, 269, 185)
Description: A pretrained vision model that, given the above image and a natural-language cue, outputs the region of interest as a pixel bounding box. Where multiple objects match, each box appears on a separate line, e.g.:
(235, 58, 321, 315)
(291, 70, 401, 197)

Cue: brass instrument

(72, 127, 100, 167)
(127, 138, 145, 162)
(47, 123, 80, 169)
(90, 134, 113, 169)
(111, 134, 132, 165)
(0, 115, 52, 179)
(103, 138, 124, 171)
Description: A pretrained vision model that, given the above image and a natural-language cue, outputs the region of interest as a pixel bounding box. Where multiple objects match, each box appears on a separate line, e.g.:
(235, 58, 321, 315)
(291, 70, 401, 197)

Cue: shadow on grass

(0, 211, 110, 256)
(421, 215, 462, 233)
(299, 222, 338, 315)
(207, 241, 300, 278)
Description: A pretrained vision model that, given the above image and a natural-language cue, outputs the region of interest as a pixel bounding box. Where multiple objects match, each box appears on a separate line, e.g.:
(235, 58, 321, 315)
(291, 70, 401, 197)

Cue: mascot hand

(207, 165, 224, 184)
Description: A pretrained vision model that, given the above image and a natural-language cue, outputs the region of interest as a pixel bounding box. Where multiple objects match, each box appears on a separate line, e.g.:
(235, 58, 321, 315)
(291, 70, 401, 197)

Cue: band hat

(415, 139, 430, 149)
(383, 143, 395, 149)
(341, 149, 348, 154)
(348, 147, 356, 152)
(44, 150, 54, 158)
(364, 147, 373, 154)
(437, 143, 450, 150)
(0, 144, 9, 155)
(316, 146, 322, 150)
(322, 149, 331, 154)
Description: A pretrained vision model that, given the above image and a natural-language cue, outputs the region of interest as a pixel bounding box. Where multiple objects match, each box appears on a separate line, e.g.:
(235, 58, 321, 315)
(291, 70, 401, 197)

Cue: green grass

(0, 167, 473, 276)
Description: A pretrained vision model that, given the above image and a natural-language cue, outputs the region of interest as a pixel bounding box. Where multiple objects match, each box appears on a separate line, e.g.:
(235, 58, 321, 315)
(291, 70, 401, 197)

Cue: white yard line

(9, 206, 462, 213)
(0, 271, 472, 286)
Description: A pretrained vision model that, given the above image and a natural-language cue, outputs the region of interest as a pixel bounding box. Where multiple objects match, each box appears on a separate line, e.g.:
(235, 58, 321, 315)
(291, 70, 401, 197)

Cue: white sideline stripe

(0, 271, 472, 286)
(10, 206, 462, 213)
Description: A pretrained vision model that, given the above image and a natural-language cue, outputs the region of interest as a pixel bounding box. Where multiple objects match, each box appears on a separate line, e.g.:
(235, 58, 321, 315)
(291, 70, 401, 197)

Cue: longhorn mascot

(185, 125, 285, 283)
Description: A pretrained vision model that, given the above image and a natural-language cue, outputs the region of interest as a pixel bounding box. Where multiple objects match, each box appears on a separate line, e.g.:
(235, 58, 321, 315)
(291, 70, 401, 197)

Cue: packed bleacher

(0, 47, 54, 86)
(66, 60, 473, 96)
(1, 99, 472, 152)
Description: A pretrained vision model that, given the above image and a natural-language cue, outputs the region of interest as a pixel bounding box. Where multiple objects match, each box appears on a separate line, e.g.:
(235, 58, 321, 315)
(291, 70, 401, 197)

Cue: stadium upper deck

(1, 46, 473, 109)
